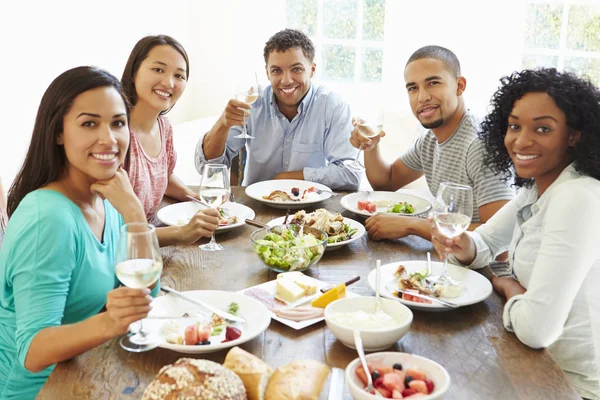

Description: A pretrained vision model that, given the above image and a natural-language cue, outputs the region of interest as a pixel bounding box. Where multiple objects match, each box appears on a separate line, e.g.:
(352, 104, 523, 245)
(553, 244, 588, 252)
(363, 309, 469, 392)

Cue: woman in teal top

(0, 67, 155, 399)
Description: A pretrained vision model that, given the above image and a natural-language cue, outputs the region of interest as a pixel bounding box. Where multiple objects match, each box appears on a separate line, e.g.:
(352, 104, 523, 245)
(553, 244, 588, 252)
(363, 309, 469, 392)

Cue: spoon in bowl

(353, 329, 383, 397)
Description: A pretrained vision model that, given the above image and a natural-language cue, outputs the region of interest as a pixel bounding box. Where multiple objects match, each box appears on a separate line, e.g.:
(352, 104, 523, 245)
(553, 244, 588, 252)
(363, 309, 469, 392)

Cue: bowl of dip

(325, 296, 413, 351)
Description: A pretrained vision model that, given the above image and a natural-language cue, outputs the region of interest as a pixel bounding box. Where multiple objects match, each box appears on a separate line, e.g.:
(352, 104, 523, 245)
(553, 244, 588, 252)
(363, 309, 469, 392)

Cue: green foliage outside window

(323, 45, 356, 81)
(323, 0, 357, 39)
(525, 3, 562, 49)
(362, 47, 383, 82)
(286, 0, 318, 36)
(567, 5, 600, 52)
(363, 0, 385, 41)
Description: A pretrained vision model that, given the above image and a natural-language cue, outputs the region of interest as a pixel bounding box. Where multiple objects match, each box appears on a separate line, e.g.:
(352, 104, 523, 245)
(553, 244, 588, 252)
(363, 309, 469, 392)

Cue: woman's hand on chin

(90, 168, 145, 223)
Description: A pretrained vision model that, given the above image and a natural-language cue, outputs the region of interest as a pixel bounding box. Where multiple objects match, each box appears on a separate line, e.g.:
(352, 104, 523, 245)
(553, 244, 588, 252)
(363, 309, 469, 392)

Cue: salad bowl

(250, 224, 328, 272)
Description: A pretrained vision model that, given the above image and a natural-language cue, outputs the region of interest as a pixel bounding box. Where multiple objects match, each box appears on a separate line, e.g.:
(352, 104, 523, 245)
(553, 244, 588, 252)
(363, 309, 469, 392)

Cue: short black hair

(406, 45, 461, 77)
(479, 68, 600, 187)
(263, 29, 315, 64)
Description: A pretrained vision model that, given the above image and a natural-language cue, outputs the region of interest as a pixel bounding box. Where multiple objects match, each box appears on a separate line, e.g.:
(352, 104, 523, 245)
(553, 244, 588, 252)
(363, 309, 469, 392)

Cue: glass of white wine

(350, 108, 384, 169)
(234, 75, 260, 140)
(115, 222, 162, 352)
(199, 164, 231, 251)
(430, 182, 473, 286)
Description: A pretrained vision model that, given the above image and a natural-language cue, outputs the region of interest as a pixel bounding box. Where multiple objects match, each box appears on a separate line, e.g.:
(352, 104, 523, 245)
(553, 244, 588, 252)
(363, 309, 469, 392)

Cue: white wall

(0, 0, 527, 189)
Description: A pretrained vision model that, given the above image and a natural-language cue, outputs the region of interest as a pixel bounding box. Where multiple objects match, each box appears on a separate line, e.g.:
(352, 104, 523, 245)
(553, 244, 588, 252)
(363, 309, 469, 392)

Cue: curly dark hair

(479, 68, 600, 187)
(263, 29, 315, 64)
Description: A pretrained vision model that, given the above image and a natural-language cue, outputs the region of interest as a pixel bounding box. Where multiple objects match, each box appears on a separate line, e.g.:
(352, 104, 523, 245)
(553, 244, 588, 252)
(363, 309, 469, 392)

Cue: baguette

(224, 347, 273, 400)
(265, 360, 330, 400)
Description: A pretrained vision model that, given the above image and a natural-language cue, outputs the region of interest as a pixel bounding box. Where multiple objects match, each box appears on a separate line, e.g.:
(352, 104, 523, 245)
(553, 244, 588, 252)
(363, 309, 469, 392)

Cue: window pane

(564, 57, 600, 86)
(323, 45, 356, 82)
(521, 54, 558, 70)
(361, 47, 383, 82)
(286, 0, 318, 37)
(567, 5, 600, 52)
(525, 3, 562, 49)
(362, 0, 385, 41)
(323, 0, 357, 39)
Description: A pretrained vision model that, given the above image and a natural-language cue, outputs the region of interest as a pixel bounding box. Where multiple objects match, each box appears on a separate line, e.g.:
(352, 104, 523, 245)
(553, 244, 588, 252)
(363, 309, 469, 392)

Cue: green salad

(253, 228, 325, 271)
(328, 224, 358, 244)
(386, 202, 415, 214)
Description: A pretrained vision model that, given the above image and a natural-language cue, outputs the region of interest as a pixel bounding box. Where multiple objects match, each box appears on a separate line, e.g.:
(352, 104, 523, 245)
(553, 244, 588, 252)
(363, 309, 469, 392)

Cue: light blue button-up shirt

(195, 84, 361, 190)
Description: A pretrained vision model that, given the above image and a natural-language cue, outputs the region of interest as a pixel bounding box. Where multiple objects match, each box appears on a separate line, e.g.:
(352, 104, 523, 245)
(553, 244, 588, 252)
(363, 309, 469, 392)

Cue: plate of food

(245, 179, 332, 209)
(239, 272, 359, 330)
(142, 290, 270, 354)
(340, 191, 432, 218)
(156, 201, 255, 233)
(266, 209, 365, 251)
(367, 260, 492, 311)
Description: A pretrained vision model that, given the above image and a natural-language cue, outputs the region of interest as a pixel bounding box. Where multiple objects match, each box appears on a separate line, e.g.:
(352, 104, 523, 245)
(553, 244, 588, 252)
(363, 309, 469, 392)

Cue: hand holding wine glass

(348, 108, 384, 168)
(429, 182, 473, 286)
(234, 74, 260, 140)
(115, 223, 163, 352)
(199, 164, 230, 251)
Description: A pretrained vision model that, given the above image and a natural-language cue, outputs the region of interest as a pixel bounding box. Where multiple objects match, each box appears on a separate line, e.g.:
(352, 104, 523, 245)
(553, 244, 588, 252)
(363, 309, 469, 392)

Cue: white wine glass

(199, 164, 231, 251)
(234, 74, 260, 140)
(430, 182, 473, 286)
(115, 223, 162, 352)
(349, 108, 384, 169)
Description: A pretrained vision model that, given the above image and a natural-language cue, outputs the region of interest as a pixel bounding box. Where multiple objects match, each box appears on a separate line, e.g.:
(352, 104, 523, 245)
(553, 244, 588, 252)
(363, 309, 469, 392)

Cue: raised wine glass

(430, 182, 473, 286)
(349, 108, 384, 169)
(115, 222, 162, 352)
(234, 74, 260, 140)
(199, 164, 231, 251)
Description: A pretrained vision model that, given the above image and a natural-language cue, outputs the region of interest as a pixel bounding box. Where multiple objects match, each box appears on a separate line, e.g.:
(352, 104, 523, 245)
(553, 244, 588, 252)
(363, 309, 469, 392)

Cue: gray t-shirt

(400, 112, 514, 222)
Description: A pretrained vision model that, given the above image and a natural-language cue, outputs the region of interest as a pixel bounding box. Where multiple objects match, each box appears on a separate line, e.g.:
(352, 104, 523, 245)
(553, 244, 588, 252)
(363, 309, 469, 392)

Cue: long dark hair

(121, 35, 189, 115)
(7, 66, 129, 217)
(479, 68, 600, 187)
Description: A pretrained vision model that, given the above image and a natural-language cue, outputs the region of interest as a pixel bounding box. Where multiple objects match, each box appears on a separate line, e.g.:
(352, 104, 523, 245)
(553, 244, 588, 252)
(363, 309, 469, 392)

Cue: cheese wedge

(311, 283, 346, 308)
(275, 278, 306, 303)
(277, 272, 318, 295)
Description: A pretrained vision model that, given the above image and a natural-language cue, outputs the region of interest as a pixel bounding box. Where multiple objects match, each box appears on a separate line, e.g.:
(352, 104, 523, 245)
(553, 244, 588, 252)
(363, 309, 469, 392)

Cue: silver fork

(315, 188, 341, 197)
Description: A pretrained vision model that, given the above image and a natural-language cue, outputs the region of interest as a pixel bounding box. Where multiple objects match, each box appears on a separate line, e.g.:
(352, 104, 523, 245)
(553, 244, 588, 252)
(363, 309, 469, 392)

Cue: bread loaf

(224, 347, 273, 400)
(265, 360, 329, 400)
(142, 358, 247, 400)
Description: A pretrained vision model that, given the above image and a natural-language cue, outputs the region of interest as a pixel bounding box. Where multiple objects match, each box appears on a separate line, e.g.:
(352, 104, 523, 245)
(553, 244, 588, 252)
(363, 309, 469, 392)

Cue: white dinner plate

(143, 290, 270, 354)
(367, 260, 493, 312)
(245, 180, 332, 209)
(266, 216, 365, 251)
(340, 191, 432, 218)
(239, 278, 359, 330)
(157, 201, 255, 233)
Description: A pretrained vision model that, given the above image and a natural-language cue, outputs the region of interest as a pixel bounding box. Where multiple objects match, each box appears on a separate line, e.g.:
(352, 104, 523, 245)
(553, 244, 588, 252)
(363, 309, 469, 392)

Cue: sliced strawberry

(184, 325, 198, 345)
(424, 379, 435, 394)
(392, 389, 403, 399)
(197, 325, 211, 343)
(357, 200, 370, 211)
(401, 388, 418, 397)
(366, 202, 377, 212)
(307, 186, 317, 193)
(375, 386, 392, 398)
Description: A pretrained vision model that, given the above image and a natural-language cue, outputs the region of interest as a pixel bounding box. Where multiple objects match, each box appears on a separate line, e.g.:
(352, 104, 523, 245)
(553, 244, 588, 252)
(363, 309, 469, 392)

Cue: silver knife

(160, 286, 246, 323)
(386, 284, 460, 308)
(328, 367, 345, 400)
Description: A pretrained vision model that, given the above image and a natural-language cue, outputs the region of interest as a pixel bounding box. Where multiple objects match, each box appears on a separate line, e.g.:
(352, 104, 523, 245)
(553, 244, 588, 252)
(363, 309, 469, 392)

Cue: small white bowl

(324, 296, 413, 352)
(345, 352, 451, 400)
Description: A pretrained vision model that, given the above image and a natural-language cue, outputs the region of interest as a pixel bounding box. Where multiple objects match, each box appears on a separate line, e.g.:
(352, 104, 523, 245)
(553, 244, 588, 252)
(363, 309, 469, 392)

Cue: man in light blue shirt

(195, 29, 361, 190)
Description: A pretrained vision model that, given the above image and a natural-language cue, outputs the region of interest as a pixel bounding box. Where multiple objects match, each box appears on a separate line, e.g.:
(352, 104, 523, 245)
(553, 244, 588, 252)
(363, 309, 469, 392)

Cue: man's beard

(421, 118, 444, 129)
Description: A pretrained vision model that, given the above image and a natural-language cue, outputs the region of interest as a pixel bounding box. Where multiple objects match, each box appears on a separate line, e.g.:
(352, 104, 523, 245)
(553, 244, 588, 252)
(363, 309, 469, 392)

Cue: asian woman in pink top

(121, 35, 219, 246)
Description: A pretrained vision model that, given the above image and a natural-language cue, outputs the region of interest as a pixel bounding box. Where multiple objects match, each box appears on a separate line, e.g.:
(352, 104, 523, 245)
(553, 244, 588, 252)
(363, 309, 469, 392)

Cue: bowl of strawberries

(345, 352, 450, 399)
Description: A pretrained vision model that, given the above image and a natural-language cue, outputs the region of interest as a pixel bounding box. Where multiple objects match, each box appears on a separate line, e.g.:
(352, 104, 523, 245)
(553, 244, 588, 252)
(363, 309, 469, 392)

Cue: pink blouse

(127, 116, 177, 220)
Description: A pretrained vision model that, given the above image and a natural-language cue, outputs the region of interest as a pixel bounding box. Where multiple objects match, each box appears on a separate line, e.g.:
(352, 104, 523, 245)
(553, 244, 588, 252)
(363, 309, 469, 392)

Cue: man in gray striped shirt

(350, 45, 514, 241)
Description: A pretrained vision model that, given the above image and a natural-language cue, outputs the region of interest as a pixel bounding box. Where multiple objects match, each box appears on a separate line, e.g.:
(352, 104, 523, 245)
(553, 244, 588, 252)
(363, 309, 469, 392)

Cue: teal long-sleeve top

(0, 190, 159, 399)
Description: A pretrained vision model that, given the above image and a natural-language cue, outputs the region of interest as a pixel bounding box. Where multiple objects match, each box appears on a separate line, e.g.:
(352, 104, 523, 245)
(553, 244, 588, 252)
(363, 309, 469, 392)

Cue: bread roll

(142, 358, 247, 400)
(224, 347, 273, 400)
(265, 360, 330, 400)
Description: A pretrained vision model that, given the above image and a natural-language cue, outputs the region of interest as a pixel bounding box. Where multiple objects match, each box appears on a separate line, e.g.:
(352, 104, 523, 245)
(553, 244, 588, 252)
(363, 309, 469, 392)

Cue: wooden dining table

(38, 187, 580, 399)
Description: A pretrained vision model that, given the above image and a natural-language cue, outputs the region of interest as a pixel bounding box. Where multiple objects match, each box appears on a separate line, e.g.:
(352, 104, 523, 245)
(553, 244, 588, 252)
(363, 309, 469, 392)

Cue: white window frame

(523, 1, 600, 72)
(288, 0, 386, 85)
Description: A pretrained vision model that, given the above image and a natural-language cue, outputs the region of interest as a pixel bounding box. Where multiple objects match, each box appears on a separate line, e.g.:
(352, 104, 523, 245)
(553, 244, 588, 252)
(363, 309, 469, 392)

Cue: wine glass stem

(138, 319, 147, 341)
(209, 230, 217, 246)
(442, 252, 449, 278)
(354, 144, 364, 162)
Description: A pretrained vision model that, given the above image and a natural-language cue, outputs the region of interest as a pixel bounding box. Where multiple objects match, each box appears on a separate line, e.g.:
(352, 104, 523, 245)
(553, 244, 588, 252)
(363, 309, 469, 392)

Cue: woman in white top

(431, 68, 600, 399)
